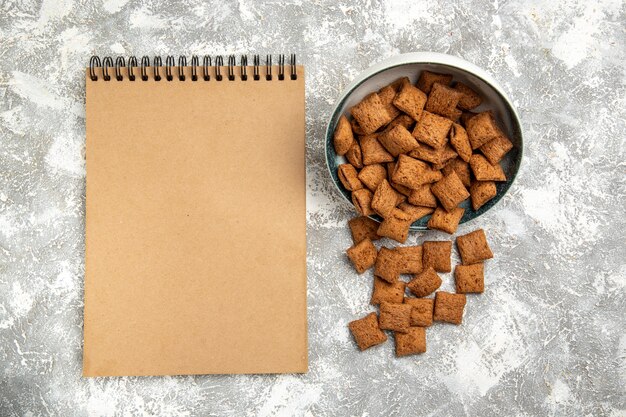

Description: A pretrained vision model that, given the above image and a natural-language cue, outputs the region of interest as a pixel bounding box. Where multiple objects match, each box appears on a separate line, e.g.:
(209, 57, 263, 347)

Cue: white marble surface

(0, 0, 624, 416)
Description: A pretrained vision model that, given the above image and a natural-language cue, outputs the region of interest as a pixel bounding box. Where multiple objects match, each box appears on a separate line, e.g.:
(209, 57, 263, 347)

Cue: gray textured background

(1, 0, 625, 416)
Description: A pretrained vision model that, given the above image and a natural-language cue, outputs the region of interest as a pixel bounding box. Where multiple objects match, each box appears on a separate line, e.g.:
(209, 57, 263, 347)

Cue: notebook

(84, 54, 307, 377)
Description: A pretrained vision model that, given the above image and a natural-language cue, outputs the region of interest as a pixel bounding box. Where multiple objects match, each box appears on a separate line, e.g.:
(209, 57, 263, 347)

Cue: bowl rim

(324, 52, 524, 230)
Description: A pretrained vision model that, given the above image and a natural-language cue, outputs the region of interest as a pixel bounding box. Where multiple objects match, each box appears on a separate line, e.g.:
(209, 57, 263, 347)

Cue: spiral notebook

(84, 54, 306, 377)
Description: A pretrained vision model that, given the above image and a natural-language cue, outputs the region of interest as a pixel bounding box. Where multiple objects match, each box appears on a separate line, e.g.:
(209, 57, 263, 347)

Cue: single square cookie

(424, 82, 462, 120)
(455, 263, 485, 293)
(417, 70, 453, 94)
(442, 158, 471, 188)
(333, 115, 355, 156)
(371, 277, 406, 305)
(412, 111, 453, 149)
(395, 245, 423, 274)
(346, 238, 377, 274)
(377, 208, 413, 243)
(352, 188, 374, 216)
(408, 185, 438, 208)
(371, 179, 398, 218)
(392, 83, 428, 121)
(398, 202, 434, 222)
(350, 93, 393, 134)
(377, 85, 401, 120)
(351, 117, 366, 135)
(466, 112, 501, 149)
(404, 298, 434, 327)
(422, 240, 452, 272)
(379, 302, 412, 333)
(378, 124, 419, 157)
(469, 154, 507, 181)
(407, 267, 442, 297)
(338, 164, 363, 192)
(358, 163, 387, 192)
(360, 134, 395, 165)
(395, 326, 426, 356)
(456, 229, 493, 265)
(386, 114, 416, 132)
(449, 123, 472, 162)
(470, 181, 497, 211)
(348, 216, 380, 244)
(374, 247, 401, 283)
(348, 312, 388, 350)
(345, 141, 363, 169)
(454, 82, 482, 110)
(392, 154, 443, 189)
(431, 171, 470, 212)
(427, 206, 465, 234)
(480, 134, 513, 164)
(433, 291, 466, 324)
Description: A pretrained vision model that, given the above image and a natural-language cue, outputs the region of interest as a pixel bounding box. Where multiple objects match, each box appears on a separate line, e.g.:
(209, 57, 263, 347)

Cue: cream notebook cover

(84, 55, 306, 376)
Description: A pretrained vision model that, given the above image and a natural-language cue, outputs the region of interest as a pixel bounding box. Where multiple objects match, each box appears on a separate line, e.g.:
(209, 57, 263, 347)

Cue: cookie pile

(333, 70, 513, 238)
(333, 70, 508, 356)
(346, 225, 493, 356)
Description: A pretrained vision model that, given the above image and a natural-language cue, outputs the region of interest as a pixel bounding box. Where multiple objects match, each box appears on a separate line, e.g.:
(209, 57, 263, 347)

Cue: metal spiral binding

(88, 54, 297, 81)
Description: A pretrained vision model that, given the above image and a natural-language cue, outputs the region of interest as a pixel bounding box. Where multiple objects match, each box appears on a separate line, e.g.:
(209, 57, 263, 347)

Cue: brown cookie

(433, 291, 466, 324)
(378, 124, 419, 157)
(345, 141, 363, 169)
(371, 179, 398, 218)
(424, 82, 462, 120)
(348, 216, 380, 244)
(393, 83, 428, 121)
(398, 202, 435, 222)
(358, 163, 387, 192)
(407, 267, 442, 297)
(377, 208, 413, 243)
(480, 134, 513, 165)
(371, 277, 406, 305)
(427, 206, 465, 234)
(456, 229, 493, 265)
(470, 181, 497, 211)
(395, 326, 426, 356)
(455, 263, 485, 293)
(352, 188, 374, 216)
(379, 302, 412, 333)
(449, 123, 472, 162)
(442, 158, 471, 188)
(360, 134, 395, 165)
(392, 154, 443, 189)
(466, 112, 501, 149)
(431, 171, 470, 212)
(417, 70, 453, 94)
(454, 82, 482, 110)
(469, 154, 507, 182)
(404, 298, 434, 327)
(346, 238, 378, 274)
(412, 111, 453, 149)
(395, 245, 423, 274)
(333, 115, 355, 156)
(348, 312, 388, 350)
(350, 93, 393, 134)
(422, 240, 452, 272)
(338, 164, 363, 192)
(408, 184, 438, 208)
(374, 247, 401, 283)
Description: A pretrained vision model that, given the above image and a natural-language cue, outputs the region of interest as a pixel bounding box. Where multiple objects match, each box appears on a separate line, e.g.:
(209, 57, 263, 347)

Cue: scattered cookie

(407, 267, 442, 297)
(395, 246, 423, 274)
(371, 277, 406, 305)
(404, 297, 434, 327)
(395, 326, 426, 356)
(374, 247, 400, 283)
(433, 291, 466, 324)
(349, 312, 388, 350)
(455, 263, 485, 293)
(469, 181, 497, 210)
(431, 171, 470, 212)
(348, 216, 380, 244)
(456, 229, 493, 265)
(379, 302, 412, 333)
(338, 164, 363, 191)
(333, 115, 355, 156)
(422, 241, 452, 272)
(427, 206, 465, 234)
(377, 208, 412, 243)
(346, 238, 378, 274)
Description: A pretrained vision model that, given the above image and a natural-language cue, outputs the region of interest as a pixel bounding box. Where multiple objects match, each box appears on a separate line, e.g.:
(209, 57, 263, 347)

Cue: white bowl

(325, 52, 523, 230)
